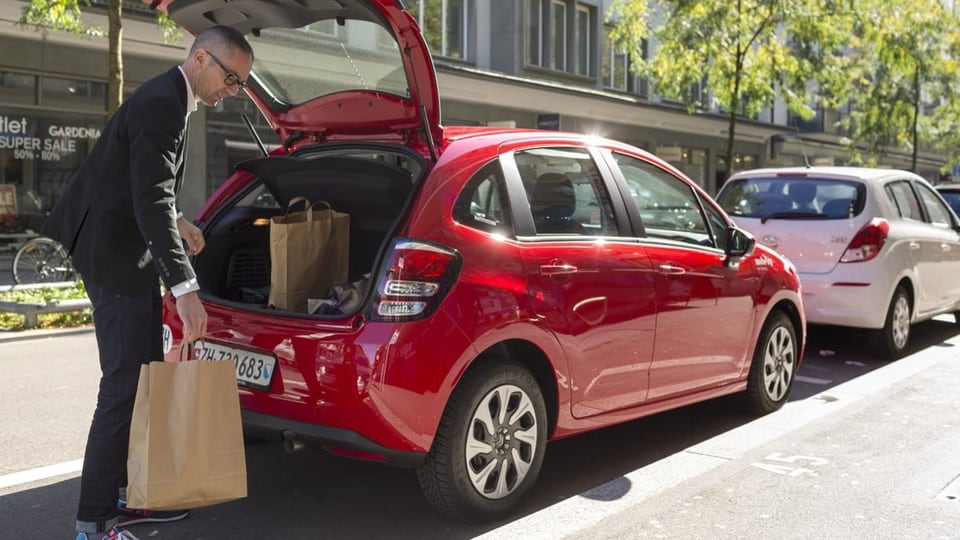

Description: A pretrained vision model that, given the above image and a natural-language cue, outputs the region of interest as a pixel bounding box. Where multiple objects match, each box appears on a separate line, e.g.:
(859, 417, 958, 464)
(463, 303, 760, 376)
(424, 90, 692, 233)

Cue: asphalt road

(0, 319, 956, 538)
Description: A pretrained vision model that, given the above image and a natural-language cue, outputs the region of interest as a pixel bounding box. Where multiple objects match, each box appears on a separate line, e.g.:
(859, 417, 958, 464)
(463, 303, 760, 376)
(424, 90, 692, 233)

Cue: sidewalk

(479, 334, 960, 539)
(0, 325, 93, 344)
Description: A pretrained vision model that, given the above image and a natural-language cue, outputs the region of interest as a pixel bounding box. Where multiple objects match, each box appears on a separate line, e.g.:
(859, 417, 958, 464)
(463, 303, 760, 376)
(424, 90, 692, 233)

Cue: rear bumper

(800, 270, 890, 329)
(242, 409, 425, 468)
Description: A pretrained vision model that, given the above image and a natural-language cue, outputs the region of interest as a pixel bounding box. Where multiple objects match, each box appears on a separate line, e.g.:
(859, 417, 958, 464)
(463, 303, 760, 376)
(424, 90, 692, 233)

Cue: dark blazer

(43, 67, 194, 295)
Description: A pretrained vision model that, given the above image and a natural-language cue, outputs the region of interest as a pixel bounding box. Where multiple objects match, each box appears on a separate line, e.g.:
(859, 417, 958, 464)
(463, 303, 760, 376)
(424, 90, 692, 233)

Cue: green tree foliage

(610, 0, 960, 174)
(819, 0, 960, 171)
(20, 0, 182, 115)
(609, 0, 849, 179)
(819, 0, 960, 170)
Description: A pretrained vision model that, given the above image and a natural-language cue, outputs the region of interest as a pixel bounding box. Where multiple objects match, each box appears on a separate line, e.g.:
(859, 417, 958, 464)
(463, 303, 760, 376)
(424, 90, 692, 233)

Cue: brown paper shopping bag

(126, 359, 247, 510)
(268, 198, 350, 312)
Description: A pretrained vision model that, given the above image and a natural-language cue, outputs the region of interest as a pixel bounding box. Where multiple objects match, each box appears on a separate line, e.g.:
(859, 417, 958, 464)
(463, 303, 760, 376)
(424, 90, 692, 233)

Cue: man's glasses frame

(206, 50, 248, 90)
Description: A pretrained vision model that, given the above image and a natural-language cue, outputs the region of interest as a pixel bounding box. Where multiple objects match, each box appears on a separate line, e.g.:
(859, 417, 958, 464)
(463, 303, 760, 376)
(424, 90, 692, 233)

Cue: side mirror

(725, 226, 756, 263)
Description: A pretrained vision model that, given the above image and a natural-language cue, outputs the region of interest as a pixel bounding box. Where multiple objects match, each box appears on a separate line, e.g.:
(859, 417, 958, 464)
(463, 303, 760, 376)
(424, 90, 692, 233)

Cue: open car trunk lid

(155, 0, 442, 152)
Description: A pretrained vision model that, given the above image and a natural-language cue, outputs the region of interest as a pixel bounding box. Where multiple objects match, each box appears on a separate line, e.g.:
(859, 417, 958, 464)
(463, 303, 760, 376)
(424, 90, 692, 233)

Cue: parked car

(159, 0, 805, 522)
(717, 166, 960, 360)
(935, 183, 960, 217)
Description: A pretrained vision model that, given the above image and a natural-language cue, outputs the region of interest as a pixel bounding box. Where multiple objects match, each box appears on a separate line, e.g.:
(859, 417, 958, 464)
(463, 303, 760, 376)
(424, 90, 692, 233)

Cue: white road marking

(0, 459, 83, 490)
(795, 375, 832, 385)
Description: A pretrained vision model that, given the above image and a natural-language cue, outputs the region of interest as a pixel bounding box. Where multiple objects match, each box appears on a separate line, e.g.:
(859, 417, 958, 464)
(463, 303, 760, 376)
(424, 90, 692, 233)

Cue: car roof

(726, 166, 924, 183)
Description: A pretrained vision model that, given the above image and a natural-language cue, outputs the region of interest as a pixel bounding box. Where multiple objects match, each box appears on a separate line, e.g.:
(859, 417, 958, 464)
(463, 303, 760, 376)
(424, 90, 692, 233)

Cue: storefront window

(41, 77, 107, 112)
(0, 111, 104, 235)
(0, 72, 37, 106)
(655, 145, 709, 188)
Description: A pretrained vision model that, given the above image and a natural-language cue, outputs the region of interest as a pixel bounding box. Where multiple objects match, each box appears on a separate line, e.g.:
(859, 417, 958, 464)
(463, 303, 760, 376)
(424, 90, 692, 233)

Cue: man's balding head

(189, 26, 254, 62)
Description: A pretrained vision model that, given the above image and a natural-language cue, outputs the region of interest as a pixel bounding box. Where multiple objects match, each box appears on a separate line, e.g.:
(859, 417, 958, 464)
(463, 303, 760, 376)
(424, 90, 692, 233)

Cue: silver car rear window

(717, 177, 865, 220)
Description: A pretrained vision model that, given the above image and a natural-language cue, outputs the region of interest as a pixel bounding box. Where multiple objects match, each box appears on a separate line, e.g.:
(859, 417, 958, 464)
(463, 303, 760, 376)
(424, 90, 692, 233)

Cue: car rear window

(717, 176, 865, 220)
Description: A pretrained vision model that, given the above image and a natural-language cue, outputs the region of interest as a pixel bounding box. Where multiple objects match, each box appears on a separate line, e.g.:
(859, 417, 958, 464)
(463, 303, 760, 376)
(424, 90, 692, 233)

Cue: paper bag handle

(283, 197, 332, 222)
(178, 339, 207, 362)
(283, 197, 312, 217)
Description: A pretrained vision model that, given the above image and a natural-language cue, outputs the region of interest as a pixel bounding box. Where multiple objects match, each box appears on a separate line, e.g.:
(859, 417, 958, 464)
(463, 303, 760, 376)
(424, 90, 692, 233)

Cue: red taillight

(369, 239, 462, 321)
(840, 218, 889, 263)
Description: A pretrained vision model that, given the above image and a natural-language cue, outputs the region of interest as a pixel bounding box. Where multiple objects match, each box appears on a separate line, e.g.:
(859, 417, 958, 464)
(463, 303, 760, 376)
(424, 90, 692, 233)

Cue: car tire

(416, 359, 548, 523)
(744, 311, 798, 415)
(870, 286, 911, 360)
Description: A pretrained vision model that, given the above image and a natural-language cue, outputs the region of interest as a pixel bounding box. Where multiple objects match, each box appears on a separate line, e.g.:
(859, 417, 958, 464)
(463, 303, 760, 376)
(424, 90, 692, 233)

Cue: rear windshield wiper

(761, 211, 824, 224)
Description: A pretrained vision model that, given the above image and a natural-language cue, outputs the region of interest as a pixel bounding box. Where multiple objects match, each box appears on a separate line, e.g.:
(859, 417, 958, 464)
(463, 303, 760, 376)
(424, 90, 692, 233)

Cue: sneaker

(76, 527, 140, 540)
(115, 502, 189, 527)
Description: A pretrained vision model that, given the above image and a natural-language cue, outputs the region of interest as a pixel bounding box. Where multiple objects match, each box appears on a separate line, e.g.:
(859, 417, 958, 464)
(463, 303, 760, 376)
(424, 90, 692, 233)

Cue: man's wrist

(171, 278, 199, 297)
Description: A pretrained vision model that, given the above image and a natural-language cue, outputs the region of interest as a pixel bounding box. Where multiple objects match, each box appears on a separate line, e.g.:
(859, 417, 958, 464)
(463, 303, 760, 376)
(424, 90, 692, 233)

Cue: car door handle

(540, 263, 578, 276)
(659, 264, 686, 275)
(942, 243, 952, 252)
(909, 241, 921, 250)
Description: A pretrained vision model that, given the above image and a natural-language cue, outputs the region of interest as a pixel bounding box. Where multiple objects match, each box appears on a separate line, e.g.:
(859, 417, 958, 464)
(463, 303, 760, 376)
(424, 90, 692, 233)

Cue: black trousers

(76, 279, 162, 532)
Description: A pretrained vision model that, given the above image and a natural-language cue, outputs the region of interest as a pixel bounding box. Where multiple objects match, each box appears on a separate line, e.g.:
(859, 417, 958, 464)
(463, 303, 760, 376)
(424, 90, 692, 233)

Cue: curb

(0, 326, 94, 344)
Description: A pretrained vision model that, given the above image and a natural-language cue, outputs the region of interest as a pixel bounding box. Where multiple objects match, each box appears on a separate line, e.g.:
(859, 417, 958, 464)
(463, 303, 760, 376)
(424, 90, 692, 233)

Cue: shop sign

(0, 114, 101, 163)
(0, 185, 16, 220)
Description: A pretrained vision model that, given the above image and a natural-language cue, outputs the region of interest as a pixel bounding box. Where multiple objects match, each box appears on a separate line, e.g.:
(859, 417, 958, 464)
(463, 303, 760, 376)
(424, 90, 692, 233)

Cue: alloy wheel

(891, 294, 910, 351)
(762, 325, 795, 402)
(464, 384, 539, 499)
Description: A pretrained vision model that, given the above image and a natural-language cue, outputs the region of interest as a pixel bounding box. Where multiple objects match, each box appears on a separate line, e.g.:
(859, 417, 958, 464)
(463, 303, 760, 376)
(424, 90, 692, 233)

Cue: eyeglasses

(206, 50, 248, 90)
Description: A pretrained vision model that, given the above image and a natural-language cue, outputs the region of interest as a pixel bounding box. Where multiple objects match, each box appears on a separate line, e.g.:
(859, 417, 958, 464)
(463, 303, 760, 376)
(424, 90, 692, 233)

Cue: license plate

(194, 341, 276, 391)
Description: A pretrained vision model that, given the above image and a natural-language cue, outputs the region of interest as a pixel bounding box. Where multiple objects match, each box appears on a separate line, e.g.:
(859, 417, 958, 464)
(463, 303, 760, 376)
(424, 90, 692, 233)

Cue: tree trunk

(724, 60, 743, 186)
(107, 0, 123, 115)
(911, 64, 920, 173)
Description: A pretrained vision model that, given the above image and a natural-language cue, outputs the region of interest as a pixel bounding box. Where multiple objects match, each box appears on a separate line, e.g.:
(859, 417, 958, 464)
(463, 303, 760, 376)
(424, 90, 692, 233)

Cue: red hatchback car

(159, 0, 805, 522)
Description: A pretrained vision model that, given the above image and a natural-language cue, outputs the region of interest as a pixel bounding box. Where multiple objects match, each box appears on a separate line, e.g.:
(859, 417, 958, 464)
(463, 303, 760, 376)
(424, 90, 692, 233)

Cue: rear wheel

(417, 359, 547, 523)
(870, 286, 911, 360)
(744, 311, 798, 415)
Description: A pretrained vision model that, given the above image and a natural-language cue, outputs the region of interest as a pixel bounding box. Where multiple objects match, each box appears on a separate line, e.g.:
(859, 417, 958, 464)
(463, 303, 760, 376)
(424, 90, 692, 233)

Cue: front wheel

(417, 359, 548, 523)
(744, 311, 798, 415)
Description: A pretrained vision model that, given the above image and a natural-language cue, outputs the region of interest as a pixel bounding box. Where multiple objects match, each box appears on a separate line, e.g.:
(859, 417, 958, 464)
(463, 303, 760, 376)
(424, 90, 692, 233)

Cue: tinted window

(885, 180, 923, 221)
(613, 153, 714, 247)
(514, 147, 619, 236)
(452, 161, 513, 235)
(938, 188, 960, 216)
(717, 176, 863, 219)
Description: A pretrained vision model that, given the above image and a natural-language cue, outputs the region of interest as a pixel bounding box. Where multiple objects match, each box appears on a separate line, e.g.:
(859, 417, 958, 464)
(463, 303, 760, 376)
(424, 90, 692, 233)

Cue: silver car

(717, 166, 960, 359)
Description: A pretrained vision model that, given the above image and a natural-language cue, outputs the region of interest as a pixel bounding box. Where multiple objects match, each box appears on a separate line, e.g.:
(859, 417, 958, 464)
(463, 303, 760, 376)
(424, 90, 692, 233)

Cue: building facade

(0, 0, 949, 244)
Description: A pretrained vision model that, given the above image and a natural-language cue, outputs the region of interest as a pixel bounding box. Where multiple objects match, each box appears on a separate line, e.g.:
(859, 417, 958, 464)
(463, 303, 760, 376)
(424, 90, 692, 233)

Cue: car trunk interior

(192, 150, 420, 315)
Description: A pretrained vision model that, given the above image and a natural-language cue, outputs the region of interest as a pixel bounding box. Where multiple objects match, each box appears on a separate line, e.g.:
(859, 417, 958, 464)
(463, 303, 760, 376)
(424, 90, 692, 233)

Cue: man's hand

(176, 291, 208, 345)
(177, 216, 206, 256)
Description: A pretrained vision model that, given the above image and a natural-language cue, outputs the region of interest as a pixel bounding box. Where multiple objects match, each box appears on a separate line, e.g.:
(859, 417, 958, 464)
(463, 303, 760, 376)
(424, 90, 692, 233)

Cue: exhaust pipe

(282, 430, 305, 454)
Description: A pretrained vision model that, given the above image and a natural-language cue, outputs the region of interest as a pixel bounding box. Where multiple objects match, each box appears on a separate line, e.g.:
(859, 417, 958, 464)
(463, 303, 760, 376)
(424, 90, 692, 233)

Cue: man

(42, 26, 254, 540)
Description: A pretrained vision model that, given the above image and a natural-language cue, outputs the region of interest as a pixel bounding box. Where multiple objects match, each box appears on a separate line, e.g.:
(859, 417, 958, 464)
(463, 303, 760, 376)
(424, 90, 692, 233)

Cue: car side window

(612, 152, 713, 247)
(700, 200, 728, 251)
(514, 147, 620, 236)
(915, 183, 954, 228)
(885, 180, 924, 221)
(452, 161, 514, 236)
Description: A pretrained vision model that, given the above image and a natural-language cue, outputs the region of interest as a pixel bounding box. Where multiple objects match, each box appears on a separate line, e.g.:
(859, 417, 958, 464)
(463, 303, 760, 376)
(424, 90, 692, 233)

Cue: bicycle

(12, 236, 78, 284)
